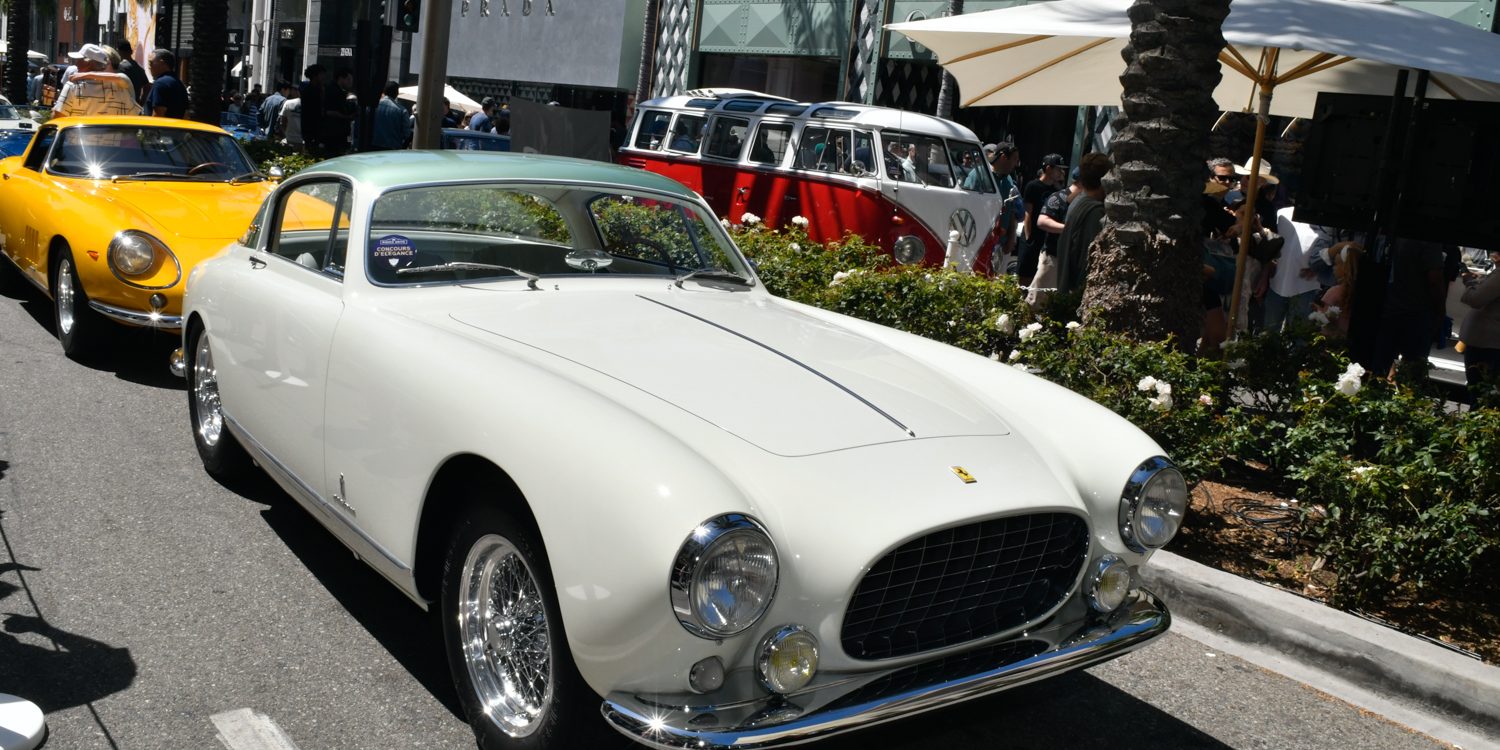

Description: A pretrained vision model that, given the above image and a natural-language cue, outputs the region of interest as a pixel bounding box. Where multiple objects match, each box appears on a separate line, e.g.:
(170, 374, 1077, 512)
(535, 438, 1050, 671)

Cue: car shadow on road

(815, 667, 1233, 749)
(13, 295, 185, 390)
(227, 472, 464, 722)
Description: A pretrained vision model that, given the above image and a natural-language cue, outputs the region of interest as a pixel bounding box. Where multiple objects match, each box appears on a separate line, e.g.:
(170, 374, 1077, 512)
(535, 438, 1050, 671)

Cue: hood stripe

(636, 295, 917, 439)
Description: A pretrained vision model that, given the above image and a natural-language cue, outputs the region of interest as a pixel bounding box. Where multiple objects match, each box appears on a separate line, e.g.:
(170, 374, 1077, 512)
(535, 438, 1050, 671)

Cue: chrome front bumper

(88, 300, 183, 330)
(602, 589, 1169, 749)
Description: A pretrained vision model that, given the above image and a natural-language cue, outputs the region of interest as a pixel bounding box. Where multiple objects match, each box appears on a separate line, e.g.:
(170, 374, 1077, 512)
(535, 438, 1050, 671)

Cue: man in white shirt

(51, 44, 136, 118)
(1263, 207, 1324, 333)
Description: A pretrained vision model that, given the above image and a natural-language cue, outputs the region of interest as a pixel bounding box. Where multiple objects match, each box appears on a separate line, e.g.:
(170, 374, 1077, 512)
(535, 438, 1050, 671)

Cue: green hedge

(737, 223, 1498, 608)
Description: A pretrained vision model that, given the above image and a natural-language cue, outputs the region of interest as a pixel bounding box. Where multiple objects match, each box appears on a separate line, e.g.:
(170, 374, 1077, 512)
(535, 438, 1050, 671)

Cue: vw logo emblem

(950, 209, 977, 246)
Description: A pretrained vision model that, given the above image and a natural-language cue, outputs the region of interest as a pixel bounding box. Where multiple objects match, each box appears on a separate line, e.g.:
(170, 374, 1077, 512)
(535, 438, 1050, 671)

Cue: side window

(704, 116, 748, 160)
(748, 122, 792, 166)
(21, 127, 56, 172)
(796, 126, 869, 175)
(271, 180, 350, 279)
(666, 114, 705, 154)
(634, 110, 672, 150)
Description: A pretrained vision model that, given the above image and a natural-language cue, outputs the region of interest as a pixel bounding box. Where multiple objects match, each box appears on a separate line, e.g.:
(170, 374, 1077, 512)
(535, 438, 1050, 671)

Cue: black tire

(185, 324, 253, 481)
(440, 502, 613, 750)
(52, 246, 105, 359)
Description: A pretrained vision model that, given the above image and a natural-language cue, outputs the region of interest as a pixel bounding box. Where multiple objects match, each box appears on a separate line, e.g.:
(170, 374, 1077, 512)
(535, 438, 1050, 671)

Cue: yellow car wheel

(52, 247, 105, 360)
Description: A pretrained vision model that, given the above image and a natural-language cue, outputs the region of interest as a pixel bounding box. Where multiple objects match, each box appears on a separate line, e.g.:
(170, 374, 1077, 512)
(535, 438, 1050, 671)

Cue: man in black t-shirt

(113, 39, 149, 105)
(1018, 153, 1067, 284)
(298, 65, 328, 155)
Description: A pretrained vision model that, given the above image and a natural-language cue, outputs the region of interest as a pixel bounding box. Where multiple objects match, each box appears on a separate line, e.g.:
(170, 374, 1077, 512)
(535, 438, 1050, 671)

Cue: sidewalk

(1141, 550, 1500, 750)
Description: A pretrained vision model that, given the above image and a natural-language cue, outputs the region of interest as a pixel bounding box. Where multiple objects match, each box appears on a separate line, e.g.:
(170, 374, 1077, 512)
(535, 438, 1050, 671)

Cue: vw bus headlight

(893, 235, 925, 265)
(671, 514, 779, 639)
(1119, 457, 1189, 551)
(109, 231, 171, 277)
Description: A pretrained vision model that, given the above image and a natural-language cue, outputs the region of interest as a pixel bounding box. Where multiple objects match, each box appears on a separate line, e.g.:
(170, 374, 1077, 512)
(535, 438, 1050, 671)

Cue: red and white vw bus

(619, 90, 1009, 273)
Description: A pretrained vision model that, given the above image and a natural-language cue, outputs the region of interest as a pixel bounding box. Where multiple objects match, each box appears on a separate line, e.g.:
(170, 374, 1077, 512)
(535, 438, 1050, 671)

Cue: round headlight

(757, 625, 818, 694)
(671, 514, 779, 639)
(892, 235, 925, 265)
(108, 231, 169, 277)
(1088, 555, 1132, 613)
(1119, 457, 1189, 551)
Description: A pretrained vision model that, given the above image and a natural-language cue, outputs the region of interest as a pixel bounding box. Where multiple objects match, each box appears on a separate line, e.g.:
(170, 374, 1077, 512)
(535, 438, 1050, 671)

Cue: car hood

(94, 180, 268, 240)
(449, 290, 1011, 456)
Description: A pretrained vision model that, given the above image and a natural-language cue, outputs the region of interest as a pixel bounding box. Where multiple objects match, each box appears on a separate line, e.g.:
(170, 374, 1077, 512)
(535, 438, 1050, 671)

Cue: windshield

(367, 183, 751, 286)
(46, 125, 257, 180)
(0, 104, 21, 119)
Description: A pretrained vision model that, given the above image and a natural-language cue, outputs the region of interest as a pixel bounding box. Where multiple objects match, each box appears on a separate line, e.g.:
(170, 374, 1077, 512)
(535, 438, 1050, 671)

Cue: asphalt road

(0, 282, 1447, 750)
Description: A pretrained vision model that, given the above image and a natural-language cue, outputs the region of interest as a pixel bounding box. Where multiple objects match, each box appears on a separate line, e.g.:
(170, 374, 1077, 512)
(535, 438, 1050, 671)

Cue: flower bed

(737, 223, 1499, 624)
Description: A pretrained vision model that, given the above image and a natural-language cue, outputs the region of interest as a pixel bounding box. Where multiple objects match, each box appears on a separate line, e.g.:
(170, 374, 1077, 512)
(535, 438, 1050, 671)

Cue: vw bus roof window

(796, 126, 874, 176)
(706, 116, 749, 161)
(666, 114, 707, 154)
(764, 103, 807, 117)
(722, 100, 765, 113)
(634, 110, 672, 150)
(810, 107, 860, 120)
(685, 98, 719, 109)
(748, 122, 793, 167)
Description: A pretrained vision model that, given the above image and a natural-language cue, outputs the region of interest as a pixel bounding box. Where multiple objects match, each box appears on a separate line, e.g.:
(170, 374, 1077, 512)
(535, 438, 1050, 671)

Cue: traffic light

(393, 0, 420, 32)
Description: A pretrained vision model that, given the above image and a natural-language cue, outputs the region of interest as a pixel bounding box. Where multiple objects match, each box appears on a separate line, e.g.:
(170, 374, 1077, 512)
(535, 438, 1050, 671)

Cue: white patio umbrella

(397, 83, 483, 115)
(889, 0, 1500, 328)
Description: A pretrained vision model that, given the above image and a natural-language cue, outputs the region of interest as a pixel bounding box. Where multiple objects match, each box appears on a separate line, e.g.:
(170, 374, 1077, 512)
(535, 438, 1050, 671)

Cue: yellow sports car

(0, 115, 274, 359)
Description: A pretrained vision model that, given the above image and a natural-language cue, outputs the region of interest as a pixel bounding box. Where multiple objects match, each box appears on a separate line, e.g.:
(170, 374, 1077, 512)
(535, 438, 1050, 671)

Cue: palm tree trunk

(1080, 0, 1229, 346)
(933, 0, 963, 119)
(5, 0, 33, 104)
(188, 0, 228, 124)
(635, 0, 660, 103)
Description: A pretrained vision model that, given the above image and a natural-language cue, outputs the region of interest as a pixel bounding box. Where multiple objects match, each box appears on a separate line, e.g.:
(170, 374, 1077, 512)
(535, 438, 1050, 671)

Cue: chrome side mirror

(267, 165, 285, 182)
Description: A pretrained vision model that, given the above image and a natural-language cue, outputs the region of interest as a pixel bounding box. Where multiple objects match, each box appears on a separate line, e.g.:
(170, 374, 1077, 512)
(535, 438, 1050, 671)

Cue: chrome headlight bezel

(1087, 555, 1132, 613)
(108, 230, 182, 289)
(892, 234, 925, 265)
(1119, 456, 1189, 552)
(670, 514, 779, 640)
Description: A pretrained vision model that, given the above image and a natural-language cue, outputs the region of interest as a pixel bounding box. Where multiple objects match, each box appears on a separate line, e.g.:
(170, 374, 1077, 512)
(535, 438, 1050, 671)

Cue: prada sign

(461, 0, 557, 17)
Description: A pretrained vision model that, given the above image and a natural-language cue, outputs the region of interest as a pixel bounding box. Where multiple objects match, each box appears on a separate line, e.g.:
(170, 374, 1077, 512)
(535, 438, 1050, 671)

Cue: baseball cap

(67, 43, 109, 65)
(982, 143, 999, 158)
(1041, 153, 1067, 169)
(1070, 166, 1081, 182)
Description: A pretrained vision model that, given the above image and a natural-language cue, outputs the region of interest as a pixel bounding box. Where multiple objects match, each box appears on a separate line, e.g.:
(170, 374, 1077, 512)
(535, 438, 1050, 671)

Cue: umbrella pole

(1225, 82, 1273, 334)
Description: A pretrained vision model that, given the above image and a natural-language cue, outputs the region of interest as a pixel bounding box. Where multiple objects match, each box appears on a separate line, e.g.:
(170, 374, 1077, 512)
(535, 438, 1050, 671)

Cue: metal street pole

(413, 0, 451, 149)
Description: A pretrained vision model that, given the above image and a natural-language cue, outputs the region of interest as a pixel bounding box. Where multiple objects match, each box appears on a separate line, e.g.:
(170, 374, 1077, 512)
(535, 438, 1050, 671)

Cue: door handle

(248, 256, 266, 269)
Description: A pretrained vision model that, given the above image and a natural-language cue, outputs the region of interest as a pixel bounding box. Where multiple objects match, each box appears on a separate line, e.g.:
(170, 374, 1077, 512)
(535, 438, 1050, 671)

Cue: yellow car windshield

(47, 125, 256, 181)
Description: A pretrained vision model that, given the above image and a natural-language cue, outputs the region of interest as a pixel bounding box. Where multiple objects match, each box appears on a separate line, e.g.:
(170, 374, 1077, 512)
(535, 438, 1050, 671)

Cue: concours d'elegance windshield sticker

(373, 235, 415, 267)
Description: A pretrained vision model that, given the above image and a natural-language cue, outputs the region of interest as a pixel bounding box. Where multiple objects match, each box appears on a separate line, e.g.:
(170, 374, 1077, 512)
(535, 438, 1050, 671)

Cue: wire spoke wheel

(459, 534, 554, 738)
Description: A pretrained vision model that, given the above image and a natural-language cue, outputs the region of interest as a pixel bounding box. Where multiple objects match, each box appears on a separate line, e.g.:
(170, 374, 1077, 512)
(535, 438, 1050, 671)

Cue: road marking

(211, 708, 302, 750)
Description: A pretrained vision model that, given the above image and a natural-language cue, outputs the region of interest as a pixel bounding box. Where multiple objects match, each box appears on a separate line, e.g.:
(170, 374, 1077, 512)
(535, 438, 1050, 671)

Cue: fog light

(688, 656, 724, 694)
(756, 625, 818, 695)
(1088, 556, 1132, 613)
(149, 293, 167, 311)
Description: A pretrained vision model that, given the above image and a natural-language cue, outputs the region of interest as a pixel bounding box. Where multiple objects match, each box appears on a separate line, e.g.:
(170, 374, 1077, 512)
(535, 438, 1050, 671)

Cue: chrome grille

(841, 513, 1089, 660)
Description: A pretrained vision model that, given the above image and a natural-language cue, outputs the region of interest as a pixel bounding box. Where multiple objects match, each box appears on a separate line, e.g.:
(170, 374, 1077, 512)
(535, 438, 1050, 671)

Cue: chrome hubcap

(193, 335, 225, 448)
(459, 534, 553, 738)
(56, 258, 75, 335)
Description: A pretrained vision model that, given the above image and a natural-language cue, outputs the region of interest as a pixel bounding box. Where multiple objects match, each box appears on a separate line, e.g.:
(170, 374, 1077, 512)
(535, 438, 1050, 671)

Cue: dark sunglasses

(1212, 174, 1238, 183)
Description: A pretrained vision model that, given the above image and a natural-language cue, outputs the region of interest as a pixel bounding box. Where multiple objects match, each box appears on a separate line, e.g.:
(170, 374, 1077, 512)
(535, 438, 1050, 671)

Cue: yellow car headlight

(108, 231, 171, 278)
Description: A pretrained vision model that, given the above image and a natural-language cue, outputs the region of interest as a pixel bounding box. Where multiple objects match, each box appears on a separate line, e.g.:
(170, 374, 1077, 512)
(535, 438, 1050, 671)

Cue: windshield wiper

(111, 171, 183, 181)
(227, 171, 264, 184)
(396, 261, 542, 290)
(674, 268, 754, 289)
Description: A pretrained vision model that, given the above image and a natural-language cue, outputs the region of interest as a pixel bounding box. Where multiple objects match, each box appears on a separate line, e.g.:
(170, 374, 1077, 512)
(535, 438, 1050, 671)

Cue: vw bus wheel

(441, 504, 610, 749)
(186, 325, 252, 480)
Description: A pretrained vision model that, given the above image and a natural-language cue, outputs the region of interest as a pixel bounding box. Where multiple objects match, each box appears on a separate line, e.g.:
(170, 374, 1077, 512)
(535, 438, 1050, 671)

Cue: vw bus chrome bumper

(602, 589, 1169, 749)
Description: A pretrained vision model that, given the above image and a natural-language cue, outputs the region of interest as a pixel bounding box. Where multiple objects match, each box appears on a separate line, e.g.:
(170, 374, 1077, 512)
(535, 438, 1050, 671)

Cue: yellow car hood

(94, 180, 269, 241)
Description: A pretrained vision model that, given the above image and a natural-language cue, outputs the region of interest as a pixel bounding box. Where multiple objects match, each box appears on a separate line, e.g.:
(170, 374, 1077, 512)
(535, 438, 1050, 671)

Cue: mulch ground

(1167, 468, 1499, 666)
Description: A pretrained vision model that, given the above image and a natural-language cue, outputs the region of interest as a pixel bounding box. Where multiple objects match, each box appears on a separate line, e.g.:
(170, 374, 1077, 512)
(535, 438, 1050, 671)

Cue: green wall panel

(698, 0, 853, 56)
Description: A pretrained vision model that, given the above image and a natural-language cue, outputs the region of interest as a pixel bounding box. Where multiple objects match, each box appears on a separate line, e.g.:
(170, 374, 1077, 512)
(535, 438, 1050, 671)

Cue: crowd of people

(27, 42, 188, 119)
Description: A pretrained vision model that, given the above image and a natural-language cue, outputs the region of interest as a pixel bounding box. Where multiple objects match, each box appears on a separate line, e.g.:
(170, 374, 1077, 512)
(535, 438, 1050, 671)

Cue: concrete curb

(1140, 550, 1500, 745)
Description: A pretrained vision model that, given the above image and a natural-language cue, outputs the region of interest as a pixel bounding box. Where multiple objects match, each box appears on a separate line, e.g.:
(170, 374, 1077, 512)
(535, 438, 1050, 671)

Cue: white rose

(1137, 376, 1158, 392)
(1199, 393, 1213, 406)
(1308, 310, 1330, 326)
(829, 270, 851, 287)
(994, 313, 1014, 334)
(1155, 381, 1172, 397)
(791, 215, 810, 227)
(1335, 373, 1362, 396)
(740, 212, 761, 226)
(1066, 321, 1081, 330)
(1009, 349, 1023, 362)
(789, 242, 802, 252)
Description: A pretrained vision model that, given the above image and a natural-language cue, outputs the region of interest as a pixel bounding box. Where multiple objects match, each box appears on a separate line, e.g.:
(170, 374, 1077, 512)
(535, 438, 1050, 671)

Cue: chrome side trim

(87, 300, 184, 329)
(602, 590, 1169, 749)
(223, 413, 414, 581)
(637, 295, 917, 438)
